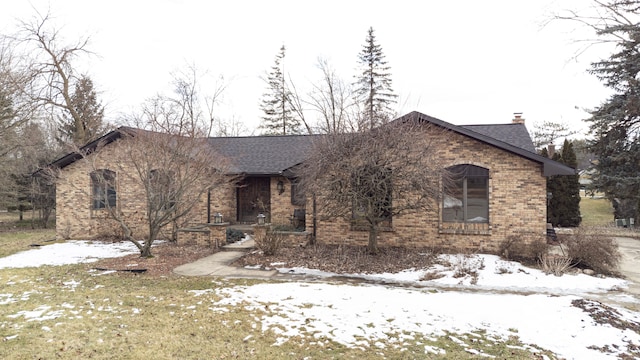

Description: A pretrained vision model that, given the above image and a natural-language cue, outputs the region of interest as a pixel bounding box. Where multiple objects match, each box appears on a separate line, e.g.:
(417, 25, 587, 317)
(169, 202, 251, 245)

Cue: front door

(237, 177, 271, 223)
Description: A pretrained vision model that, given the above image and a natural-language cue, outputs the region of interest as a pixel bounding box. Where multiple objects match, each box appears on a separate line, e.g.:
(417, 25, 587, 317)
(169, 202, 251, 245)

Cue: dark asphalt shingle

(461, 124, 537, 153)
(208, 135, 318, 175)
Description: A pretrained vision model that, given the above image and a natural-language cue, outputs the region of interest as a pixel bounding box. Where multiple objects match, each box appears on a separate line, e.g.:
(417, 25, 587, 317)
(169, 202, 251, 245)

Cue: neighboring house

(50, 111, 574, 253)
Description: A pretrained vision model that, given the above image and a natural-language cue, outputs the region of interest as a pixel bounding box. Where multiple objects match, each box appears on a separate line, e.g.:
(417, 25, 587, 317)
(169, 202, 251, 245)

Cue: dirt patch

(233, 244, 439, 274)
(92, 241, 217, 277)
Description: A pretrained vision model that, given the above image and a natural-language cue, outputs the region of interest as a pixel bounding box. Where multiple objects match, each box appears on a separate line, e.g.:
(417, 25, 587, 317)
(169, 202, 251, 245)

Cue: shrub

(226, 228, 245, 244)
(270, 223, 304, 232)
(562, 228, 621, 275)
(452, 254, 484, 284)
(539, 254, 573, 276)
(499, 233, 548, 263)
(254, 229, 284, 256)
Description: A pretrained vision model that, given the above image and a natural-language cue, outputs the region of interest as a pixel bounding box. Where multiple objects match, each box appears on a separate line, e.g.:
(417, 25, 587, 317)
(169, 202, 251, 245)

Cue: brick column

(206, 223, 228, 248)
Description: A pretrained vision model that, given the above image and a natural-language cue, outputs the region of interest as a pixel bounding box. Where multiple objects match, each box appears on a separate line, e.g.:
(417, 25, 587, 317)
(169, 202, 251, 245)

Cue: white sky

(1, 0, 613, 136)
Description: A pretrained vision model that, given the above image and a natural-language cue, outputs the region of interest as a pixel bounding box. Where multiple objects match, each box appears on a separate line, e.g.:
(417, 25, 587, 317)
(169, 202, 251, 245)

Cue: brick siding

(313, 130, 547, 253)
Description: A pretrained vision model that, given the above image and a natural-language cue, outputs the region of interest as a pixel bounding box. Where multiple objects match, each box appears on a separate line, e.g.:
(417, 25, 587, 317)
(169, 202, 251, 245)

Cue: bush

(499, 233, 548, 263)
(539, 254, 573, 276)
(562, 228, 621, 275)
(254, 230, 284, 256)
(270, 223, 304, 232)
(226, 228, 245, 244)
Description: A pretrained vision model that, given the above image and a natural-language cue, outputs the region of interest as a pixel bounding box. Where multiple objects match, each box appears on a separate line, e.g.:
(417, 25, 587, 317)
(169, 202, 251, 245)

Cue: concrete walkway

(615, 237, 640, 297)
(173, 236, 278, 278)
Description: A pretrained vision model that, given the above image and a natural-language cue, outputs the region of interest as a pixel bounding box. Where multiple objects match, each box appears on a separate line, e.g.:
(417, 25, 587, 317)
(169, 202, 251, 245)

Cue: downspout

(207, 190, 211, 223)
(312, 193, 317, 242)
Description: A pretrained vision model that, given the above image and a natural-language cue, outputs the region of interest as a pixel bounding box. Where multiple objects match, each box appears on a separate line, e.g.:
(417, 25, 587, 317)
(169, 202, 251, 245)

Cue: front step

(221, 235, 256, 252)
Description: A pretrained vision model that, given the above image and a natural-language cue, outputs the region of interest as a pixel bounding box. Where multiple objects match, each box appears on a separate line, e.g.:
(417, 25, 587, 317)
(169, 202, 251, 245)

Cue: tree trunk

(140, 231, 157, 258)
(140, 243, 153, 258)
(367, 224, 378, 254)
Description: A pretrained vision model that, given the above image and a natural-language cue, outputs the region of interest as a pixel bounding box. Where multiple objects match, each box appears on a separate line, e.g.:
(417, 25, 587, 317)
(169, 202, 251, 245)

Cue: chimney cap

(512, 112, 525, 124)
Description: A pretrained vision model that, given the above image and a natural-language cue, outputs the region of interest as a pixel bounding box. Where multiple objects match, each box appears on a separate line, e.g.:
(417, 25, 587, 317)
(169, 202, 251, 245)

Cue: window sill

(350, 224, 393, 232)
(439, 222, 491, 235)
(91, 208, 112, 219)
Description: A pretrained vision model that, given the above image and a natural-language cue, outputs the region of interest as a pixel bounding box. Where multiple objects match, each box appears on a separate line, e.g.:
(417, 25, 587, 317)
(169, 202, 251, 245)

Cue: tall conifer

(354, 27, 396, 130)
(259, 45, 302, 135)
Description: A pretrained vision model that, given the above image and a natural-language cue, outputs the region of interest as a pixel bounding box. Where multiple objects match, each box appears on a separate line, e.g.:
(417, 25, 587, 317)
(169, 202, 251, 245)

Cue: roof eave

(398, 111, 577, 177)
(543, 162, 577, 176)
(47, 127, 135, 170)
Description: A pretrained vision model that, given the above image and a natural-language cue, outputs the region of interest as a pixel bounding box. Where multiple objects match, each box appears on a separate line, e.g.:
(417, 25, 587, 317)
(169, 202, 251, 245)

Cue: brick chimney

(512, 112, 525, 124)
(547, 143, 555, 158)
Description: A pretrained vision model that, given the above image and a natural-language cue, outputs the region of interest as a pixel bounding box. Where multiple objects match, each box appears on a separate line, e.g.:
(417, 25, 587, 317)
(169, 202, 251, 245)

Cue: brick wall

(269, 176, 304, 226)
(55, 137, 234, 241)
(314, 129, 547, 253)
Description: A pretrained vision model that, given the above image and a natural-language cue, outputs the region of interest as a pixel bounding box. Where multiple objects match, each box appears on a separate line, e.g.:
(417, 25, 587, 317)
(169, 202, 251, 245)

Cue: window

(352, 165, 392, 228)
(290, 178, 306, 206)
(442, 164, 488, 223)
(149, 169, 176, 211)
(91, 169, 116, 209)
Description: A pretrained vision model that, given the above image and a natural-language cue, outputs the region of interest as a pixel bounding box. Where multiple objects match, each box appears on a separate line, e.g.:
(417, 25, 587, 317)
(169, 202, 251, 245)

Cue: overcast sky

(2, 0, 612, 137)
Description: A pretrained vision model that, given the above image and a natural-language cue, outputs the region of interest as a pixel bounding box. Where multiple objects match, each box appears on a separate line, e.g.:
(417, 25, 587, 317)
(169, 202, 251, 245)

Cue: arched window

(91, 169, 116, 209)
(443, 164, 488, 223)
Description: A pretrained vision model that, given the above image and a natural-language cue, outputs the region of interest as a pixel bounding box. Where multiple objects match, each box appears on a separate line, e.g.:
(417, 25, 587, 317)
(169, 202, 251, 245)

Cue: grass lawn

(0, 229, 57, 258)
(0, 265, 555, 359)
(0, 230, 563, 359)
(580, 197, 614, 227)
(0, 210, 55, 231)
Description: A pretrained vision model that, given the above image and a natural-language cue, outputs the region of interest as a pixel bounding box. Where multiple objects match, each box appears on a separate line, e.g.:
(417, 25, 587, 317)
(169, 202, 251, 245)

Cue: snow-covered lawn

(0, 240, 140, 269)
(1, 240, 639, 359)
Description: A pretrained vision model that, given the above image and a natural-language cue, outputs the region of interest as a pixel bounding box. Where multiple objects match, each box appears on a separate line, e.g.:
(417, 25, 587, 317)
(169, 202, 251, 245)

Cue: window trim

(442, 164, 489, 224)
(149, 169, 176, 212)
(91, 169, 117, 210)
(350, 165, 393, 231)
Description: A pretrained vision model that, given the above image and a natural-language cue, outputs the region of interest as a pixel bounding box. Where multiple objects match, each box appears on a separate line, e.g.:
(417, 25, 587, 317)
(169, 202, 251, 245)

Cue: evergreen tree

(354, 27, 397, 130)
(547, 139, 581, 227)
(259, 45, 302, 135)
(560, 140, 581, 227)
(575, 1, 640, 221)
(58, 75, 105, 148)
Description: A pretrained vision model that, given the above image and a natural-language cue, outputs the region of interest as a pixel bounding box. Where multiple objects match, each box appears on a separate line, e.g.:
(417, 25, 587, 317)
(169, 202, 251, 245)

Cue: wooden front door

(237, 177, 271, 223)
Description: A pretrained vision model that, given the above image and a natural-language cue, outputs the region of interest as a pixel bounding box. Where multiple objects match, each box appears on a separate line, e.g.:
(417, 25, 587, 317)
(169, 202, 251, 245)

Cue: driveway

(615, 237, 640, 297)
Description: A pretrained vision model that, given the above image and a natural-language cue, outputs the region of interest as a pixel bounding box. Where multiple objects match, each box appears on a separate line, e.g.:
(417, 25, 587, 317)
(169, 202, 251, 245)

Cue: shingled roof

(461, 124, 537, 153)
(396, 111, 574, 176)
(208, 135, 318, 175)
(48, 111, 573, 177)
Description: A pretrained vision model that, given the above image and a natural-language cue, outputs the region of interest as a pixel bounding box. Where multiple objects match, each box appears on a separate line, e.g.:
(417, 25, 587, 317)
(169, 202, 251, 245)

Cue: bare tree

(88, 124, 230, 258)
(214, 114, 251, 137)
(54, 68, 233, 257)
(8, 11, 99, 146)
(531, 120, 578, 149)
(0, 38, 40, 159)
(286, 75, 314, 134)
(307, 58, 358, 134)
(300, 117, 449, 253)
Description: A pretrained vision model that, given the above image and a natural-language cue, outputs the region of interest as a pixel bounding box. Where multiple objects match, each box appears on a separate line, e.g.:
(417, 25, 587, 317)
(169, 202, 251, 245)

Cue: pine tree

(547, 151, 563, 226)
(547, 139, 581, 227)
(259, 45, 302, 135)
(559, 140, 581, 226)
(578, 1, 640, 221)
(58, 75, 105, 147)
(354, 27, 397, 130)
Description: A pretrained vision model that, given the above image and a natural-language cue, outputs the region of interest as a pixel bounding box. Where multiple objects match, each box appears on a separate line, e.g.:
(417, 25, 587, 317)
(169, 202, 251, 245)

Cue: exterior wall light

(213, 212, 223, 224)
(277, 180, 285, 194)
